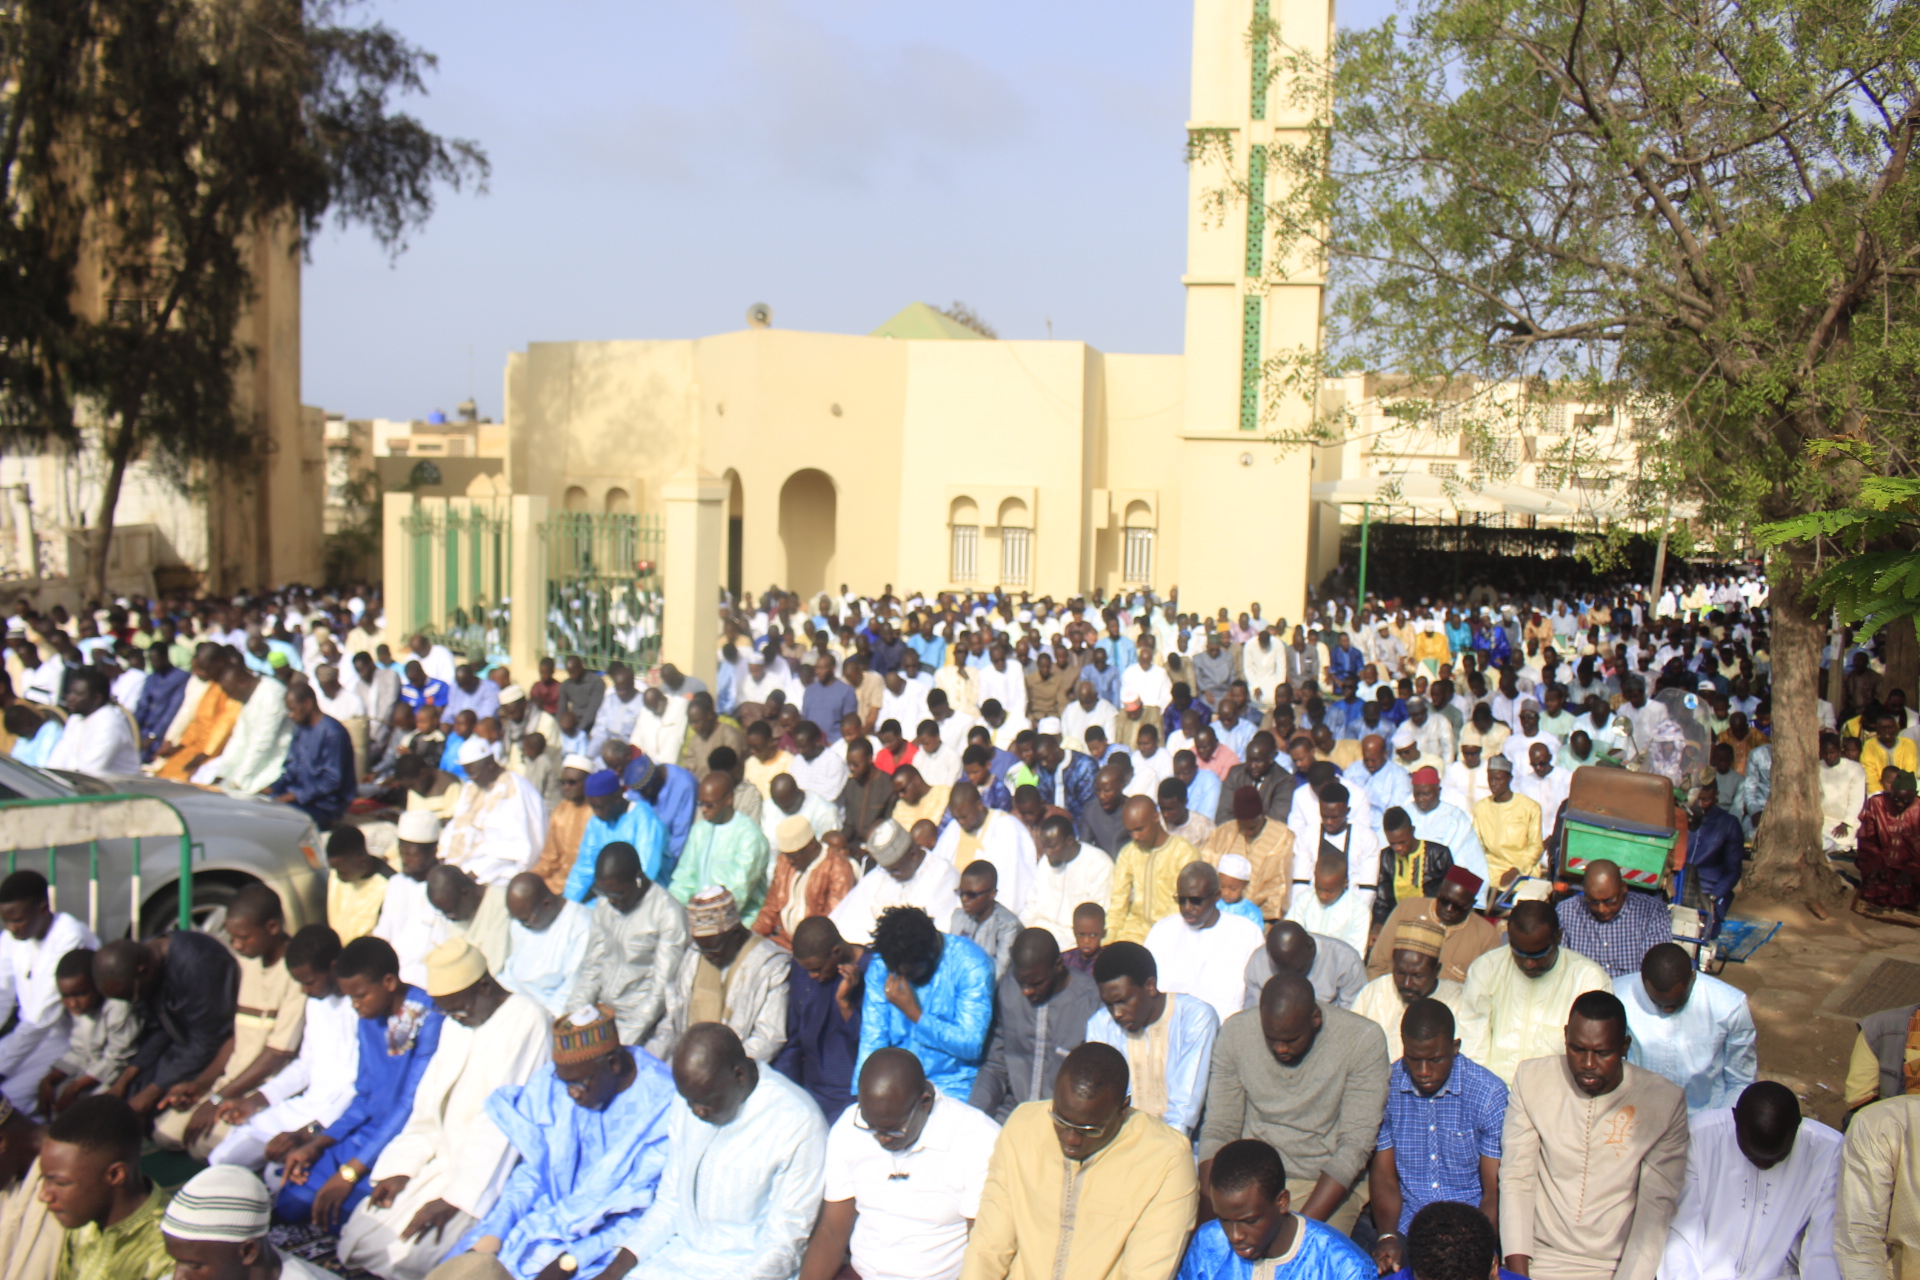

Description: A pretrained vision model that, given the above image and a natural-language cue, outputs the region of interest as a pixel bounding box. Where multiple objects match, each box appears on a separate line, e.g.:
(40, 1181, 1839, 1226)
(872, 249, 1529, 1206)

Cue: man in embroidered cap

(336, 938, 552, 1280)
(1349, 919, 1465, 1061)
(375, 809, 450, 990)
(661, 887, 789, 1063)
(753, 814, 857, 951)
(163, 1165, 331, 1279)
(438, 736, 547, 888)
(435, 1005, 677, 1280)
(567, 841, 691, 1053)
(1368, 865, 1499, 988)
(565, 769, 666, 901)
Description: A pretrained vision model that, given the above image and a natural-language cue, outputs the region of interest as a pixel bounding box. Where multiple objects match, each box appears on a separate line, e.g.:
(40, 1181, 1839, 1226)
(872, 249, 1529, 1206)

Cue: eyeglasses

(1175, 895, 1214, 907)
(1048, 1108, 1117, 1135)
(852, 1094, 929, 1141)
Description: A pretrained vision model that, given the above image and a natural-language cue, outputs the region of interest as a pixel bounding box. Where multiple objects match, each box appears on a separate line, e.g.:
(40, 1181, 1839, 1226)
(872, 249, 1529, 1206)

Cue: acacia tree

(1236, 0, 1920, 899)
(0, 0, 485, 596)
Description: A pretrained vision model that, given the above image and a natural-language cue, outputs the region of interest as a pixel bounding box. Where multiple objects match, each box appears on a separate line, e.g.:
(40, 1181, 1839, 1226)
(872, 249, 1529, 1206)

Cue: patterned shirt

(1556, 890, 1673, 979)
(1375, 1055, 1509, 1232)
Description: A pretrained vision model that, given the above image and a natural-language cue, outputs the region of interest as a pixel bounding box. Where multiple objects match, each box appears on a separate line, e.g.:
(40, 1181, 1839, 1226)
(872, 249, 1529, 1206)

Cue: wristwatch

(557, 1255, 578, 1273)
(338, 1164, 360, 1184)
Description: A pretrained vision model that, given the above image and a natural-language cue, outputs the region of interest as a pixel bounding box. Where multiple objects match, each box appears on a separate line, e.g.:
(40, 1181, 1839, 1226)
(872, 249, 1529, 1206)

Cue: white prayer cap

(1218, 853, 1253, 881)
(498, 684, 526, 702)
(162, 1166, 271, 1242)
(456, 737, 497, 766)
(1036, 716, 1062, 735)
(1391, 723, 1416, 748)
(561, 753, 596, 774)
(396, 810, 442, 843)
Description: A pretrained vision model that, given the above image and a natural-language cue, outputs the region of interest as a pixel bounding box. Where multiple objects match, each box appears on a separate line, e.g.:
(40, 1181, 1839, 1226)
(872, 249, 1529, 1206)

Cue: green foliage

(1230, 0, 1920, 532)
(1758, 442, 1920, 640)
(0, 0, 485, 590)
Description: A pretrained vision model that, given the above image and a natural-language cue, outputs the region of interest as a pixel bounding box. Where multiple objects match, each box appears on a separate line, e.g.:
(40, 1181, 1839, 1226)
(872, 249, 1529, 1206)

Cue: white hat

(498, 684, 526, 702)
(1036, 716, 1063, 735)
(162, 1166, 271, 1242)
(396, 810, 442, 843)
(1218, 853, 1253, 881)
(456, 737, 498, 766)
(561, 753, 596, 774)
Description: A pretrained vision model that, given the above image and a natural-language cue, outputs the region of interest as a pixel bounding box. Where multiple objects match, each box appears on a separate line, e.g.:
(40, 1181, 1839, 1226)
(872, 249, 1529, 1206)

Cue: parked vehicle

(0, 754, 325, 938)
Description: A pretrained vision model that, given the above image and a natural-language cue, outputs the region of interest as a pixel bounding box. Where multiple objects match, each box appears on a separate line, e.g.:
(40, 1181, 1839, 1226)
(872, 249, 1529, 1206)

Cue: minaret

(1174, 0, 1332, 620)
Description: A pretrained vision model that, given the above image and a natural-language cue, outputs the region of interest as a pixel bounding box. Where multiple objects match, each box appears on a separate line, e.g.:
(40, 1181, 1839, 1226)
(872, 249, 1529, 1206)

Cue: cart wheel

(1704, 953, 1727, 976)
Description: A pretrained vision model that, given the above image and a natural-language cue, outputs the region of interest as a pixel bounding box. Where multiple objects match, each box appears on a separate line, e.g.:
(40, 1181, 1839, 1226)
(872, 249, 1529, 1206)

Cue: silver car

(0, 754, 327, 939)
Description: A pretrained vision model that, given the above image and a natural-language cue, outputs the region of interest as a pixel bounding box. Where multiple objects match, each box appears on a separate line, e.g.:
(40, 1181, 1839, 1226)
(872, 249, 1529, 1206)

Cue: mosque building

(499, 0, 1338, 620)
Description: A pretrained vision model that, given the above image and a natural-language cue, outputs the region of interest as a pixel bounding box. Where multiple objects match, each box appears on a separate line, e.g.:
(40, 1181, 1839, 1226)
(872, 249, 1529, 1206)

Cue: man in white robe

(45, 668, 141, 776)
(830, 821, 962, 947)
(498, 873, 591, 1018)
(0, 871, 97, 1114)
(336, 939, 551, 1280)
(1020, 814, 1114, 950)
(197, 665, 294, 794)
(374, 811, 452, 991)
(1616, 943, 1757, 1114)
(604, 1024, 827, 1280)
(1822, 732, 1870, 854)
(931, 782, 1037, 915)
(437, 743, 547, 888)
(1142, 862, 1263, 1025)
(1660, 1081, 1840, 1280)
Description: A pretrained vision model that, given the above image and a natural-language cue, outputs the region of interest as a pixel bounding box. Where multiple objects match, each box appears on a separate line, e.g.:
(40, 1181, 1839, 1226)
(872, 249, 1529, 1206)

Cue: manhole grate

(1834, 959, 1920, 1018)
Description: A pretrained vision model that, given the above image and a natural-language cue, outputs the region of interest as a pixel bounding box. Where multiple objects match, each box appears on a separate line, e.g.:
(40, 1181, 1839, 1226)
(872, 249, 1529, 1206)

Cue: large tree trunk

(1747, 541, 1849, 901)
(85, 412, 141, 601)
(1886, 617, 1920, 711)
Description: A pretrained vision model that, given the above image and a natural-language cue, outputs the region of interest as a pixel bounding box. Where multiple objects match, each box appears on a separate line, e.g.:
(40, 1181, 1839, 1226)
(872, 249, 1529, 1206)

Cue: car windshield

(0, 752, 79, 800)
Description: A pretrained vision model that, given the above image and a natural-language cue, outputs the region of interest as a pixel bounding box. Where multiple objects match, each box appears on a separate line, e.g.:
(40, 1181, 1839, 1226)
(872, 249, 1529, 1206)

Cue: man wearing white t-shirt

(800, 1047, 999, 1280)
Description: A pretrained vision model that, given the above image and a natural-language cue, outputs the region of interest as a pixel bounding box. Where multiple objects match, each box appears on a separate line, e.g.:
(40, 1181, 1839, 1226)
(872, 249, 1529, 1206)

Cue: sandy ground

(1714, 894, 1920, 1129)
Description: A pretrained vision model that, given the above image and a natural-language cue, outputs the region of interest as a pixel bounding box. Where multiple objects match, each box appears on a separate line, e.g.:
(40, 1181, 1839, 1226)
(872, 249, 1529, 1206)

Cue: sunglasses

(853, 1093, 930, 1140)
(1510, 941, 1557, 960)
(958, 888, 993, 901)
(1176, 895, 1214, 907)
(1048, 1107, 1116, 1135)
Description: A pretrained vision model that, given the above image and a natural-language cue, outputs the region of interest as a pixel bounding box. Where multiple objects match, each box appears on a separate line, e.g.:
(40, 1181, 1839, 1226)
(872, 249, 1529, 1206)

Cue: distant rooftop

(870, 302, 990, 341)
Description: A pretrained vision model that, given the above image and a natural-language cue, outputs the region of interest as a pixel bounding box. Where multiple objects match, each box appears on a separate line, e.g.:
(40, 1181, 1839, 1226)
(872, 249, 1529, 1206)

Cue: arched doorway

(778, 469, 836, 598)
(723, 469, 744, 602)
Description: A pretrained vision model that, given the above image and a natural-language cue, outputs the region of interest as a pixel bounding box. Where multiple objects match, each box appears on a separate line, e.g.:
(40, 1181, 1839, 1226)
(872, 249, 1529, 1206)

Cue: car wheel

(138, 876, 252, 938)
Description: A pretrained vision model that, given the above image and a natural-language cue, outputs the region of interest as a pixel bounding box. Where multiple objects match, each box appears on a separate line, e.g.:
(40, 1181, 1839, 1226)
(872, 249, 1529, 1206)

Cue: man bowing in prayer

(1659, 1081, 1841, 1280)
(439, 739, 548, 888)
(593, 1024, 827, 1280)
(1616, 943, 1758, 1114)
(336, 938, 552, 1280)
(567, 843, 691, 1054)
(443, 1005, 678, 1280)
(658, 887, 789, 1063)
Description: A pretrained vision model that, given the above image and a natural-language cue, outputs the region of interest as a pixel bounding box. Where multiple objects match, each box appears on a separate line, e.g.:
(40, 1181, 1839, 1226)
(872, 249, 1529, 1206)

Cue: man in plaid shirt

(1554, 859, 1672, 978)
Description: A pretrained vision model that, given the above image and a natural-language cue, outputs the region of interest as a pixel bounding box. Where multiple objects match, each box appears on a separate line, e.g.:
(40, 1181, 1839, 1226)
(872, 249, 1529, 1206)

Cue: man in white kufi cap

(163, 1165, 333, 1278)
(439, 736, 547, 888)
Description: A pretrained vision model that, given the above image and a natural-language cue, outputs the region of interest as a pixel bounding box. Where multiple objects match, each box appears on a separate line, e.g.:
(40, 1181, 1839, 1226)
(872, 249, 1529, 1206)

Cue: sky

(302, 0, 1396, 422)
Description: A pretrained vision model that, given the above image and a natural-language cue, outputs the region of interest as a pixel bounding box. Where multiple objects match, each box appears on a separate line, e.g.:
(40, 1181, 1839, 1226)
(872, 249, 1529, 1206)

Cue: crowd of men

(0, 576, 1917, 1280)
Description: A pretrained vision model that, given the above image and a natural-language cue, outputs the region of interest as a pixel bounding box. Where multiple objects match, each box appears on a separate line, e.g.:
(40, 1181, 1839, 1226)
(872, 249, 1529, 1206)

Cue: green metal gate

(401, 501, 512, 663)
(542, 512, 665, 670)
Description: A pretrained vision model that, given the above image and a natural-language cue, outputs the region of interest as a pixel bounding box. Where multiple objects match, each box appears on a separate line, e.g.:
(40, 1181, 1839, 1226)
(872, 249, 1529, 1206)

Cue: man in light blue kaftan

(853, 905, 995, 1098)
(451, 1006, 677, 1279)
(604, 1024, 827, 1280)
(1616, 943, 1758, 1113)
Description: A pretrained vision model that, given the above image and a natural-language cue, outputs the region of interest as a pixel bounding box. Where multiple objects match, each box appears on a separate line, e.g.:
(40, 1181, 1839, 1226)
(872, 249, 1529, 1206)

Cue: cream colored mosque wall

(692, 329, 909, 601)
(1099, 353, 1186, 598)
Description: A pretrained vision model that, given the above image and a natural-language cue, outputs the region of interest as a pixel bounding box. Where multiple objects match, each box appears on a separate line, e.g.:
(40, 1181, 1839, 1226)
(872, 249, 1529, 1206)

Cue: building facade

(500, 0, 1337, 620)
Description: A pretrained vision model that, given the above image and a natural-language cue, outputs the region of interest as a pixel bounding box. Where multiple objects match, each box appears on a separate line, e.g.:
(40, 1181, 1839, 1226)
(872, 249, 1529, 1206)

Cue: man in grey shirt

(968, 929, 1102, 1122)
(1242, 920, 1368, 1010)
(1199, 969, 1389, 1234)
(566, 840, 690, 1053)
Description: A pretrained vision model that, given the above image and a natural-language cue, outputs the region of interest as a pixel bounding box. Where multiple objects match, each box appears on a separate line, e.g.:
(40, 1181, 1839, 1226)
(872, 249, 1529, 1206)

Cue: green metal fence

(542, 512, 664, 670)
(0, 793, 193, 933)
(401, 501, 512, 663)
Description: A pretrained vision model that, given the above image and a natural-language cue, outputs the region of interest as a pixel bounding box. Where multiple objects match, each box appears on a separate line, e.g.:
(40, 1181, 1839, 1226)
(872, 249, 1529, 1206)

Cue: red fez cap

(1442, 865, 1483, 893)
(1232, 786, 1263, 821)
(1410, 766, 1441, 786)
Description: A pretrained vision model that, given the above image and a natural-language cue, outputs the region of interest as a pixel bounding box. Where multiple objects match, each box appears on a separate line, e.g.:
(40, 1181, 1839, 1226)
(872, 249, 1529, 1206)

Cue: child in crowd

(1216, 854, 1265, 927)
(1064, 901, 1106, 976)
(37, 948, 142, 1115)
(1285, 852, 1371, 954)
(950, 860, 1021, 978)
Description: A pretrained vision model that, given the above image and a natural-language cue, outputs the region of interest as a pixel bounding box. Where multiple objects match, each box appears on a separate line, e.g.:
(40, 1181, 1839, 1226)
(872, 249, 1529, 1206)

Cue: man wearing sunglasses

(1456, 899, 1608, 1085)
(963, 1043, 1198, 1280)
(800, 1048, 1001, 1280)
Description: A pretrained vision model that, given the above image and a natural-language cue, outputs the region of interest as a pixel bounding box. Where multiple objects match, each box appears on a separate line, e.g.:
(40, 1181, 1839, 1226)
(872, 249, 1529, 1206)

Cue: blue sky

(302, 0, 1395, 421)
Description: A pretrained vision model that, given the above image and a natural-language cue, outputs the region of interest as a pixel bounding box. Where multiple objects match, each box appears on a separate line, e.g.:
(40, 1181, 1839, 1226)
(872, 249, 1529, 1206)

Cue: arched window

(1122, 500, 1154, 584)
(997, 497, 1031, 586)
(949, 497, 980, 583)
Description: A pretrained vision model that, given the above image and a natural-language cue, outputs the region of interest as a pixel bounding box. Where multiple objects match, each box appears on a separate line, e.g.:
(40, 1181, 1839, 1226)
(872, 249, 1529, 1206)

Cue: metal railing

(401, 501, 512, 664)
(542, 511, 665, 670)
(0, 794, 193, 933)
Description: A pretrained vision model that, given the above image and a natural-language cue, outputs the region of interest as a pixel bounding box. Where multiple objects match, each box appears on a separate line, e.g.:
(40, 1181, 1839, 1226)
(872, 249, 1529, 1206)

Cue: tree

(937, 301, 998, 339)
(0, 0, 486, 596)
(1231, 0, 1920, 899)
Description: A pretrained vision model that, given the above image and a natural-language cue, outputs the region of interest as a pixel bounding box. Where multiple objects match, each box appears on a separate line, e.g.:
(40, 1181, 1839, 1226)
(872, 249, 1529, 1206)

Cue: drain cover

(1834, 959, 1920, 1018)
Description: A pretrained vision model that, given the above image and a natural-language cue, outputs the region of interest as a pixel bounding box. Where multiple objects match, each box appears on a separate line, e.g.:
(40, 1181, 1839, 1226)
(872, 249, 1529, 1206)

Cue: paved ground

(1717, 894, 1920, 1129)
